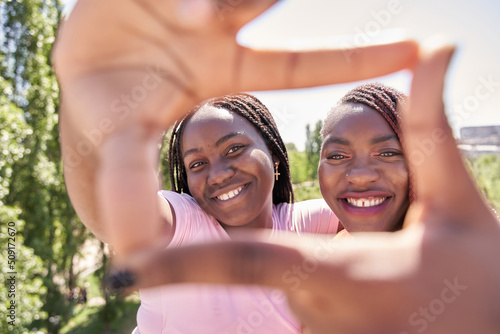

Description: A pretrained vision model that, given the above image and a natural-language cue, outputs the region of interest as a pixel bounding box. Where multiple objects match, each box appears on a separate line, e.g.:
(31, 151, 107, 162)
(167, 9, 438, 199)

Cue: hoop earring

(274, 162, 280, 181)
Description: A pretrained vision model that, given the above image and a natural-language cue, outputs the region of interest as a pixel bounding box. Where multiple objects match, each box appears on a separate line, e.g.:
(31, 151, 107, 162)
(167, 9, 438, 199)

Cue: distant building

(458, 125, 500, 157)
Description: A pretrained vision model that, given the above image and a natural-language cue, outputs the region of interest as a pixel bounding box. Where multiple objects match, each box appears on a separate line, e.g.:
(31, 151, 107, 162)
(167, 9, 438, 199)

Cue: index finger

(403, 43, 495, 227)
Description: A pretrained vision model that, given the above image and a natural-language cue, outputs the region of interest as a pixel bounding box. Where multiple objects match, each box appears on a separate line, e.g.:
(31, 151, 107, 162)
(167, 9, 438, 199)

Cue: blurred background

(1, 0, 499, 333)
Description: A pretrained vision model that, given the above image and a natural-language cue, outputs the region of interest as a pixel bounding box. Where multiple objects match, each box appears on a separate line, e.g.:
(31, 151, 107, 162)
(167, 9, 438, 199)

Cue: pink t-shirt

(136, 191, 339, 334)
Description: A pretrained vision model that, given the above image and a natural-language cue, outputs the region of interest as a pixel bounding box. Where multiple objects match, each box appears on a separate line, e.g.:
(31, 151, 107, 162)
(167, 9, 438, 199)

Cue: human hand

(112, 44, 500, 334)
(54, 0, 418, 255)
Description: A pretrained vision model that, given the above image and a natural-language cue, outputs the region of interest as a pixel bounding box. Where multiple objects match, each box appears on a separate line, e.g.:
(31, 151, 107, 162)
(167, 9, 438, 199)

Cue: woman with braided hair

(319, 83, 412, 236)
(135, 92, 340, 334)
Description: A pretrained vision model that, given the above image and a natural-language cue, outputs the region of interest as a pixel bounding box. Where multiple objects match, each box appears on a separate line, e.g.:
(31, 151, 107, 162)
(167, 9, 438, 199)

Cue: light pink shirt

(136, 191, 339, 334)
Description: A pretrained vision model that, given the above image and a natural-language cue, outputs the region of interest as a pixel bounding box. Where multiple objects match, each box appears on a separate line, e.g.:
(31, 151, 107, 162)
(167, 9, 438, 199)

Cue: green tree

(305, 120, 323, 180)
(159, 130, 173, 190)
(470, 154, 500, 211)
(286, 143, 309, 184)
(0, 71, 46, 333)
(1, 0, 89, 332)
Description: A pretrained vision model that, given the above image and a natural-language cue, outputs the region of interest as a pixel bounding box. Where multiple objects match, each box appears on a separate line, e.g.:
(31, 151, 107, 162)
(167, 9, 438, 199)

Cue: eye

(227, 145, 244, 155)
(377, 151, 403, 158)
(189, 161, 204, 170)
(327, 153, 349, 160)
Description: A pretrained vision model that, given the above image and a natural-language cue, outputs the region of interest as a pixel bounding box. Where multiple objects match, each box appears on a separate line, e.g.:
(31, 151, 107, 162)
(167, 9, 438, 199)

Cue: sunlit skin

(181, 106, 277, 232)
(318, 103, 410, 232)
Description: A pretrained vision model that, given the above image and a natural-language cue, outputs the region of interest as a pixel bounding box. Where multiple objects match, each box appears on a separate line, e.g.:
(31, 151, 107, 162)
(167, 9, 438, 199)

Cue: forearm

(60, 105, 105, 240)
(60, 99, 164, 254)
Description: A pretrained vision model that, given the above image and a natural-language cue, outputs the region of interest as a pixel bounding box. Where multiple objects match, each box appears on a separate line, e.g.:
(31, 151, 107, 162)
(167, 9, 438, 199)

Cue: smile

(216, 185, 244, 201)
(345, 197, 388, 208)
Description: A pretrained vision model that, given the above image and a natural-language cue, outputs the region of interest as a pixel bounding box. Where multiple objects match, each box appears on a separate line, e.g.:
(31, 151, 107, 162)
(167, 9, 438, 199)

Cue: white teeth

(346, 197, 387, 208)
(216, 186, 244, 201)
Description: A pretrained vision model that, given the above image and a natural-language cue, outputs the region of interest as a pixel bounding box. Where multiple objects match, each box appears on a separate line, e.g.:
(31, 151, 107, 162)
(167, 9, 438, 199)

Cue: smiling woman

(319, 83, 411, 233)
(131, 93, 340, 334)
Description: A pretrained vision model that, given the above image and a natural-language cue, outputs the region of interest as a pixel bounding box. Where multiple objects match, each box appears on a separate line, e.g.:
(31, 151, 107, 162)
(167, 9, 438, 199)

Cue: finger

(238, 39, 418, 91)
(120, 240, 306, 290)
(113, 230, 417, 293)
(403, 43, 494, 226)
(114, 232, 355, 293)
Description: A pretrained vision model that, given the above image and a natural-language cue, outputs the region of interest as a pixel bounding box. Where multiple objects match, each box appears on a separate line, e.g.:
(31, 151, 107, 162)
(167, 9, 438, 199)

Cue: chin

(341, 219, 390, 233)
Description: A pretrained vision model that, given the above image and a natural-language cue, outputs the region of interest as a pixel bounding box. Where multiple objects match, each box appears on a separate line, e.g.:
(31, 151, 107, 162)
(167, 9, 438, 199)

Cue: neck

(221, 203, 274, 237)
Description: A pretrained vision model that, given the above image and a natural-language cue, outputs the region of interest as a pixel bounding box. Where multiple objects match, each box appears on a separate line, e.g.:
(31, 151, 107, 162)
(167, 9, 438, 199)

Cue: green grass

(60, 295, 140, 334)
(60, 268, 140, 334)
(76, 270, 103, 301)
(60, 305, 103, 334)
(107, 299, 141, 334)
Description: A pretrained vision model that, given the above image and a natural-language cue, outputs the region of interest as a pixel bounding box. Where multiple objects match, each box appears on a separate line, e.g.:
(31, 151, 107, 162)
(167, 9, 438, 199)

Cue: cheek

(248, 149, 274, 176)
(389, 162, 409, 195)
(186, 173, 204, 198)
(318, 162, 341, 196)
(318, 163, 328, 189)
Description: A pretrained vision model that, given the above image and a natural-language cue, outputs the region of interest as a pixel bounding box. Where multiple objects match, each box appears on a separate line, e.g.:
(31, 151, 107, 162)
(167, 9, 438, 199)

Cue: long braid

(322, 83, 415, 202)
(168, 93, 295, 204)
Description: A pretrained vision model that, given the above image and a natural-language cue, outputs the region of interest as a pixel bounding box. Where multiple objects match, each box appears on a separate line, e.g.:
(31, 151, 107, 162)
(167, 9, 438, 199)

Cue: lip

(210, 183, 249, 204)
(338, 191, 392, 218)
(339, 191, 392, 199)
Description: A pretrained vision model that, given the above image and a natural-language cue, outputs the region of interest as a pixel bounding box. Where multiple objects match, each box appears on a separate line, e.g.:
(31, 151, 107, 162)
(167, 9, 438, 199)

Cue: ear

(271, 153, 280, 167)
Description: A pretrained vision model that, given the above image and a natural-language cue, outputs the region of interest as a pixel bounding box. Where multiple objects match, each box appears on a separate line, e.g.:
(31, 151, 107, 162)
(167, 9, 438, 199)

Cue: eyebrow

(323, 137, 351, 146)
(215, 131, 246, 147)
(323, 134, 399, 147)
(183, 131, 246, 159)
(371, 134, 399, 144)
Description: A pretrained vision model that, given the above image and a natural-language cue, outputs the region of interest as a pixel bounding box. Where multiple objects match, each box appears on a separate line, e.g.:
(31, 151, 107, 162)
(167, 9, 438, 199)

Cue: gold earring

(274, 162, 280, 181)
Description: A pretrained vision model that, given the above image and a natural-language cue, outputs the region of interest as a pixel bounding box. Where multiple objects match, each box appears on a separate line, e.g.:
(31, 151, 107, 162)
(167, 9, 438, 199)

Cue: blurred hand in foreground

(116, 45, 500, 334)
(53, 0, 418, 255)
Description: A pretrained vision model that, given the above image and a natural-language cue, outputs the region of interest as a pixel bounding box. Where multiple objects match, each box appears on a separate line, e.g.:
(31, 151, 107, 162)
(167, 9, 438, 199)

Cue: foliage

(59, 299, 139, 334)
(305, 120, 323, 180)
(286, 143, 310, 184)
(59, 305, 104, 334)
(293, 181, 322, 202)
(0, 209, 46, 334)
(469, 154, 500, 211)
(1, 0, 89, 332)
(159, 130, 172, 190)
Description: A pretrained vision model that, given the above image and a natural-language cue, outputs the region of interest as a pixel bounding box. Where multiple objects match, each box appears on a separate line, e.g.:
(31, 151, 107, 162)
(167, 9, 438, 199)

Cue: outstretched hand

(54, 0, 418, 255)
(117, 45, 500, 334)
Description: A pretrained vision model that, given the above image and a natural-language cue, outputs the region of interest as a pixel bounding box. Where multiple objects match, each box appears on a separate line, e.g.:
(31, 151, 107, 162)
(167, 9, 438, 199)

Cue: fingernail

(105, 270, 136, 294)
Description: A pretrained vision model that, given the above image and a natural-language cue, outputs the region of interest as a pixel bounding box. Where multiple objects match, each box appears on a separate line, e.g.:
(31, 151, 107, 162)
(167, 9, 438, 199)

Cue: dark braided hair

(168, 93, 294, 205)
(321, 82, 415, 202)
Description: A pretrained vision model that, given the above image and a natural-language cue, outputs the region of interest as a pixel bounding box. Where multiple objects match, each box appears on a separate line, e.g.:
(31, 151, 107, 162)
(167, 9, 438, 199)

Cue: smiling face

(181, 106, 276, 230)
(318, 103, 410, 232)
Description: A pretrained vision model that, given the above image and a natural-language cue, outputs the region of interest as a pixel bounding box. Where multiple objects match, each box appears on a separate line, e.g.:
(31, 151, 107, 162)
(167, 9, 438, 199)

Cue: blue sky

(61, 0, 500, 150)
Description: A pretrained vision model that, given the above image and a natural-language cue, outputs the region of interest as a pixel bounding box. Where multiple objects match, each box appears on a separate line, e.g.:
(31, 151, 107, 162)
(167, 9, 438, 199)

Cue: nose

(207, 161, 235, 186)
(345, 160, 380, 186)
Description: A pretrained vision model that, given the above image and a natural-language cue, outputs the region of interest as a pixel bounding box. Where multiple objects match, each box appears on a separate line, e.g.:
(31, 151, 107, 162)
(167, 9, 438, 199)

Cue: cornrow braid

(322, 83, 414, 202)
(168, 93, 294, 205)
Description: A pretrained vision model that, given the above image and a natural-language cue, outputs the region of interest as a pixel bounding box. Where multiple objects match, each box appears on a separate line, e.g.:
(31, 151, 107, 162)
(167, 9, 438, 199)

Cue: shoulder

(274, 199, 339, 234)
(158, 190, 222, 246)
(159, 190, 200, 211)
(274, 198, 332, 216)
